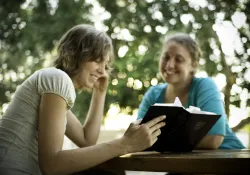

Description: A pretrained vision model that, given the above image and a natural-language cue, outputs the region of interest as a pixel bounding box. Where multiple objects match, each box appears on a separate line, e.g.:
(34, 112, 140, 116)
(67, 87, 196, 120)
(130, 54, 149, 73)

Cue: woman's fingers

(145, 115, 166, 145)
(146, 115, 166, 128)
(152, 129, 161, 139)
(149, 121, 165, 134)
(152, 137, 158, 145)
(122, 115, 166, 153)
(93, 72, 109, 92)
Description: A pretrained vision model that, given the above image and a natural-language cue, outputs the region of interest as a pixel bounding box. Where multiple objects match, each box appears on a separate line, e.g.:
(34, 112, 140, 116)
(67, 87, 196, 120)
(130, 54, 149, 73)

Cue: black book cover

(140, 104, 221, 152)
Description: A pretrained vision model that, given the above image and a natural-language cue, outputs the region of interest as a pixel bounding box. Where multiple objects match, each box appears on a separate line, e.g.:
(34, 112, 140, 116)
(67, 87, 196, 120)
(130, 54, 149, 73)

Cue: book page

(153, 97, 217, 115)
(153, 103, 181, 107)
(186, 106, 216, 115)
(153, 97, 183, 107)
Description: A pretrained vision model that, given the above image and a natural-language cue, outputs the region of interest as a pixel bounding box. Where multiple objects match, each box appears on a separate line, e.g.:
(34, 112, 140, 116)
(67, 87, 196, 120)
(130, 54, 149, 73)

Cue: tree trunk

(232, 117, 250, 132)
(216, 38, 249, 131)
(216, 38, 235, 118)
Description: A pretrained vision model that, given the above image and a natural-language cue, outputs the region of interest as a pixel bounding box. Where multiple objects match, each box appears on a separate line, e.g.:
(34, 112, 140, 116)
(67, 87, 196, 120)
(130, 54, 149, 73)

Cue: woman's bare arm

(195, 135, 224, 149)
(38, 93, 165, 175)
(65, 89, 106, 147)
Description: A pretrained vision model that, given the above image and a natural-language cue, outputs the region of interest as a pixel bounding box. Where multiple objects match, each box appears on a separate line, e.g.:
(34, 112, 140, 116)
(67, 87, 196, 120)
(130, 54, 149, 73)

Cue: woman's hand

(122, 115, 166, 153)
(93, 72, 109, 93)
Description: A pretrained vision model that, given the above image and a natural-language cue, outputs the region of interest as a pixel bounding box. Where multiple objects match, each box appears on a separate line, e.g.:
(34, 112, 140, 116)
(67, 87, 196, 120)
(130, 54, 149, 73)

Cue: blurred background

(1, 0, 250, 153)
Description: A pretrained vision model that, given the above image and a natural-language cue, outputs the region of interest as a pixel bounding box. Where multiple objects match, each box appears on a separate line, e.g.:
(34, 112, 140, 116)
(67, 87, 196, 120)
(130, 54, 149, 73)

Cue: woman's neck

(165, 77, 193, 105)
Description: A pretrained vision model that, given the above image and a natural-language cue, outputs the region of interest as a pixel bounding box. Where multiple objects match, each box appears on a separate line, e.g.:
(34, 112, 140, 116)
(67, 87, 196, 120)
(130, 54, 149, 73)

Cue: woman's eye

(164, 55, 170, 60)
(176, 56, 183, 62)
(105, 65, 109, 70)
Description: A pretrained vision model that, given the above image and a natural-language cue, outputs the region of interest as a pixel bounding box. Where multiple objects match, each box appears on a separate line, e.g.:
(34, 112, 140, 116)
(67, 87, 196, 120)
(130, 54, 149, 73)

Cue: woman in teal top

(138, 33, 244, 149)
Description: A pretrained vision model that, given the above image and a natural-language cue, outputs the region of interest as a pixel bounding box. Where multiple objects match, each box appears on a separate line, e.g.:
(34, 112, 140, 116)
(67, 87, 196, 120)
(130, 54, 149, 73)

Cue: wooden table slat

(91, 150, 250, 174)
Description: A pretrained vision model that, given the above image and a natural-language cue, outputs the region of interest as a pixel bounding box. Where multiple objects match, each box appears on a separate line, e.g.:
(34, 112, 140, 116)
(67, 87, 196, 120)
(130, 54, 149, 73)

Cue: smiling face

(159, 41, 197, 85)
(54, 24, 113, 84)
(72, 55, 110, 89)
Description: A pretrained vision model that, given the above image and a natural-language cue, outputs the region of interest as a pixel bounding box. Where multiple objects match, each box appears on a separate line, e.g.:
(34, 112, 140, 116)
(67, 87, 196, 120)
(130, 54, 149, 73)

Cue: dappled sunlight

(138, 45, 148, 55)
(150, 78, 158, 86)
(155, 26, 168, 34)
(236, 132, 249, 148)
(187, 0, 208, 8)
(229, 106, 249, 128)
(118, 45, 129, 57)
(143, 25, 152, 33)
(133, 79, 143, 90)
(181, 14, 194, 25)
(104, 104, 137, 130)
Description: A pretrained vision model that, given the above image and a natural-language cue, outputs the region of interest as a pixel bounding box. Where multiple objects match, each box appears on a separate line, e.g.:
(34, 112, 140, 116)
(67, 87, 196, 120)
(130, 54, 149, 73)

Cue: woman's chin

(164, 77, 178, 84)
(86, 83, 94, 89)
(79, 81, 94, 89)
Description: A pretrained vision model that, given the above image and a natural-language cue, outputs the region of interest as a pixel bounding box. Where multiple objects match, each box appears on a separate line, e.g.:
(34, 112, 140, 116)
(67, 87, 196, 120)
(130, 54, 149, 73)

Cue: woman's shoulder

(191, 77, 219, 97)
(37, 67, 70, 78)
(36, 67, 73, 85)
(148, 83, 167, 93)
(192, 77, 217, 88)
(35, 67, 73, 85)
(36, 67, 76, 108)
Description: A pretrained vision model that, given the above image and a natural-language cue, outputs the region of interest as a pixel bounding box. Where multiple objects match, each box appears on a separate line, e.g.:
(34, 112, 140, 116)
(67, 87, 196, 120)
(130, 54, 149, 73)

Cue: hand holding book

(140, 97, 221, 152)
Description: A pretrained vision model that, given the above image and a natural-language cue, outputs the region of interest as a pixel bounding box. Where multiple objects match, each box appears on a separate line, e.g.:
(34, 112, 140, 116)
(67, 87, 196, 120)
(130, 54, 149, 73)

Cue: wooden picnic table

(77, 149, 250, 174)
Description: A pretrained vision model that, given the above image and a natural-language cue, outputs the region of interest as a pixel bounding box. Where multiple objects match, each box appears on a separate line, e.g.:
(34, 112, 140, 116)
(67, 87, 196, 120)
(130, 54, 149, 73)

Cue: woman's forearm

(195, 135, 224, 149)
(82, 89, 106, 145)
(40, 138, 126, 175)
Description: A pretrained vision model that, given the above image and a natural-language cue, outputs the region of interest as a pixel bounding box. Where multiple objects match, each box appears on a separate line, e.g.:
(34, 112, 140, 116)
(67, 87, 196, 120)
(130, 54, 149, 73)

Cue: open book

(140, 97, 221, 152)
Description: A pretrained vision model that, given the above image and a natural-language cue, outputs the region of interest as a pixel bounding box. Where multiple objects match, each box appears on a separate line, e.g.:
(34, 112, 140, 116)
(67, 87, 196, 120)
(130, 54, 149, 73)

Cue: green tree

(0, 0, 92, 117)
(98, 0, 250, 129)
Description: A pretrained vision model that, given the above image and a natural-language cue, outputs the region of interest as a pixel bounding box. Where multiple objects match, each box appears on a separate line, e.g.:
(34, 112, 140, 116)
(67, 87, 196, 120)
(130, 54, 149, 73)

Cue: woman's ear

(190, 61, 198, 75)
(192, 61, 198, 69)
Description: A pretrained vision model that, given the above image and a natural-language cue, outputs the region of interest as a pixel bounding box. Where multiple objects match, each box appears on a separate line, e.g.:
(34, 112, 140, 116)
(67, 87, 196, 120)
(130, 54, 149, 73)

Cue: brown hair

(163, 33, 201, 63)
(54, 24, 113, 77)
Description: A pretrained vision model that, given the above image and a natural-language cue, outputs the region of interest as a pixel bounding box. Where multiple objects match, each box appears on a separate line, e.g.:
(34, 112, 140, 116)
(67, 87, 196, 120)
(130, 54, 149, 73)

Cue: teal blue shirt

(137, 77, 245, 149)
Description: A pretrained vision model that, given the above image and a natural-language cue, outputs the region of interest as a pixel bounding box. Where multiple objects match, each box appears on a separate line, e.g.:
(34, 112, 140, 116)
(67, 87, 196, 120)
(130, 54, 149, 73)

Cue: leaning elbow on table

(196, 135, 224, 150)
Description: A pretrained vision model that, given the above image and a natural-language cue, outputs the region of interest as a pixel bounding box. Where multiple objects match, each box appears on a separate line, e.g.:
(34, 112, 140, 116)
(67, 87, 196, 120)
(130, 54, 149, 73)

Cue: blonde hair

(54, 24, 113, 77)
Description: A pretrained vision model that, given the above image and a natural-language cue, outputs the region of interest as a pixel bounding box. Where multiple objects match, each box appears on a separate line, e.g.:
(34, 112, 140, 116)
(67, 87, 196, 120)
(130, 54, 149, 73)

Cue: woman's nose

(166, 58, 175, 69)
(98, 63, 105, 74)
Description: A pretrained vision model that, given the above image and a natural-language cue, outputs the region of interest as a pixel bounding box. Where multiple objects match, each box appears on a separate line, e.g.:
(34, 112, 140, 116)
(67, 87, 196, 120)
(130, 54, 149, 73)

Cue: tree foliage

(98, 0, 250, 130)
(0, 0, 92, 116)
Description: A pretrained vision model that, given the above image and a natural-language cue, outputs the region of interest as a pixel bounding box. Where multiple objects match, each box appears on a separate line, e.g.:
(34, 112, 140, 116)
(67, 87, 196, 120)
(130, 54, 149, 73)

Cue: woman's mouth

(165, 70, 175, 75)
(91, 75, 99, 81)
